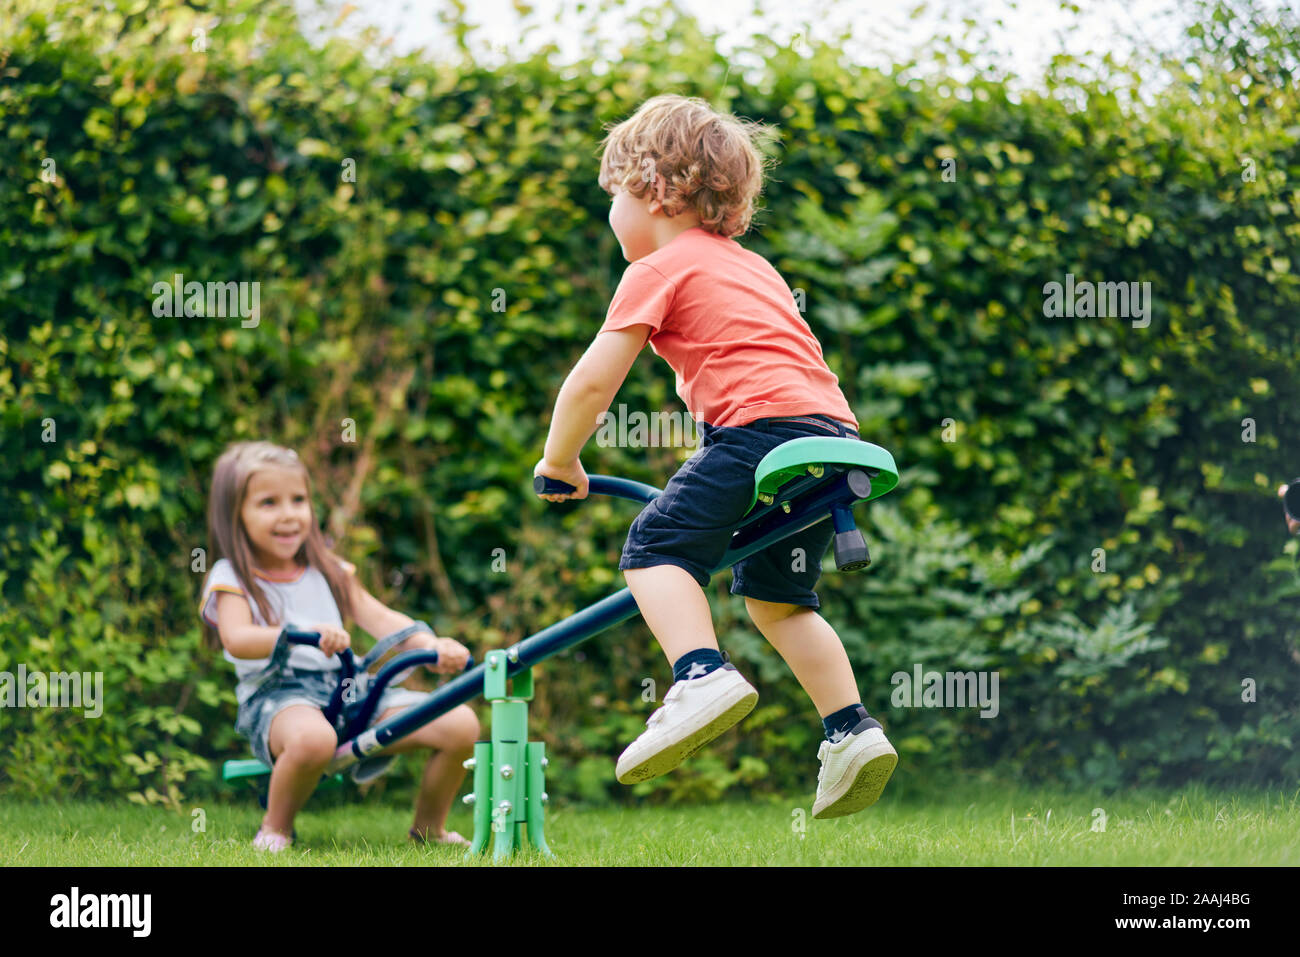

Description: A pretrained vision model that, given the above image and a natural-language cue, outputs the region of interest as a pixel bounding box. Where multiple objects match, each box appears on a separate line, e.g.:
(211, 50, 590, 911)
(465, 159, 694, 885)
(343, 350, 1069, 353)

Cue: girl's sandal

(252, 827, 294, 852)
(409, 827, 471, 847)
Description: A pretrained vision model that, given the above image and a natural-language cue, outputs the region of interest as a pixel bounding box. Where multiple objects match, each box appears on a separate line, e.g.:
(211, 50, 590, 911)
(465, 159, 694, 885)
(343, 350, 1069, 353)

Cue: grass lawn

(3, 774, 1297, 866)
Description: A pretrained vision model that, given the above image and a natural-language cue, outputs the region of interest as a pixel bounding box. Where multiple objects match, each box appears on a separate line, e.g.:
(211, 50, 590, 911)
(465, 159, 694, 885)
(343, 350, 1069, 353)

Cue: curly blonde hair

(597, 94, 771, 238)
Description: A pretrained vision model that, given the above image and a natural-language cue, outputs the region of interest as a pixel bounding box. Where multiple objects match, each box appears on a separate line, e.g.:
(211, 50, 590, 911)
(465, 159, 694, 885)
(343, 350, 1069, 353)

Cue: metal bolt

(498, 800, 513, 814)
(462, 757, 476, 770)
(759, 493, 774, 505)
(540, 757, 549, 769)
(807, 464, 824, 478)
(507, 646, 519, 663)
(489, 656, 499, 670)
(781, 501, 791, 513)
(462, 793, 475, 805)
(500, 764, 514, 779)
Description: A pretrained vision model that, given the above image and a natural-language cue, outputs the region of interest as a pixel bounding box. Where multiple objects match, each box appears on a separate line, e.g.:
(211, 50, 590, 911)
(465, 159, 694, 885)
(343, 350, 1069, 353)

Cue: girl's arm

(214, 590, 350, 658)
(213, 591, 289, 659)
(347, 574, 469, 671)
(349, 578, 416, 642)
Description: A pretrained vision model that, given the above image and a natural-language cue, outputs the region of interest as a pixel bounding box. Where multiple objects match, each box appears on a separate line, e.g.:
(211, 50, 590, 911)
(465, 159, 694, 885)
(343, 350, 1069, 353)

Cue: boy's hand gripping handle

(534, 475, 576, 496)
(534, 474, 661, 504)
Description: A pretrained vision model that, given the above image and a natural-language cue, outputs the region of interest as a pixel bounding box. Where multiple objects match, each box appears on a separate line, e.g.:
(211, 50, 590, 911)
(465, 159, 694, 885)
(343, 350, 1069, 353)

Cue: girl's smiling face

(240, 467, 312, 570)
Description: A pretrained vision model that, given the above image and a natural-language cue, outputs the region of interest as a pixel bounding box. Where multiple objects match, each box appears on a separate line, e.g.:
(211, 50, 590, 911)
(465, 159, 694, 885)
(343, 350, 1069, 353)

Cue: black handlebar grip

(534, 475, 577, 495)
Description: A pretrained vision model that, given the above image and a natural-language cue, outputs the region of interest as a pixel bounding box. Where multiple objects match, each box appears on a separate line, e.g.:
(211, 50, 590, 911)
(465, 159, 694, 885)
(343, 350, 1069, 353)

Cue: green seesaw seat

(749, 436, 898, 571)
(222, 757, 346, 799)
(222, 759, 272, 781)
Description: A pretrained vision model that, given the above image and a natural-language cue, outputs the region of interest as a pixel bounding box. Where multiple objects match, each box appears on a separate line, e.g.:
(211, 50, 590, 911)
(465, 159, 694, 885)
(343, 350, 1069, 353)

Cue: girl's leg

(263, 705, 339, 836)
(744, 597, 860, 716)
(374, 703, 479, 839)
(624, 564, 718, 665)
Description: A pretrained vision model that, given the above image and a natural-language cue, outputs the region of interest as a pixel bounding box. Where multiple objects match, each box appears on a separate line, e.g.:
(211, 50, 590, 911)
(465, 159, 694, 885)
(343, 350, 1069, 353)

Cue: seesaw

(223, 435, 898, 860)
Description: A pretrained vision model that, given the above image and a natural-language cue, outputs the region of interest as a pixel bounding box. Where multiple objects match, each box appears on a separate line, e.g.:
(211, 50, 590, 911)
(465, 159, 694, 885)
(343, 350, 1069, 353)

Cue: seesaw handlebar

(285, 629, 358, 662)
(285, 629, 475, 740)
(533, 474, 661, 503)
(284, 629, 476, 672)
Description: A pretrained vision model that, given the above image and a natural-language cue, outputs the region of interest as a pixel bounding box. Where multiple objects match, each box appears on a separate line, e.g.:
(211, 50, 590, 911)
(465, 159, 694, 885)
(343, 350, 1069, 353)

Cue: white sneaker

(812, 726, 898, 819)
(615, 665, 758, 784)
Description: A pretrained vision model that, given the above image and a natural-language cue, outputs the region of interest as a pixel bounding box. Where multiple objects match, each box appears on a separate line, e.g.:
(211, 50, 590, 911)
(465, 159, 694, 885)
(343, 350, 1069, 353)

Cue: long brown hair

(202, 441, 355, 649)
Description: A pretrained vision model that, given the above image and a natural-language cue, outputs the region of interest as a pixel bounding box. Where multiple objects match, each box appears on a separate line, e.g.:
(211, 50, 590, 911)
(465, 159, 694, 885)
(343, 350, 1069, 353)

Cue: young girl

(200, 441, 479, 851)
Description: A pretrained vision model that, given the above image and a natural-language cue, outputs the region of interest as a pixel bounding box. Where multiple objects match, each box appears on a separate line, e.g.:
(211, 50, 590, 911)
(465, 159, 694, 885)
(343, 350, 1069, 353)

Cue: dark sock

(823, 703, 880, 742)
(672, 648, 728, 682)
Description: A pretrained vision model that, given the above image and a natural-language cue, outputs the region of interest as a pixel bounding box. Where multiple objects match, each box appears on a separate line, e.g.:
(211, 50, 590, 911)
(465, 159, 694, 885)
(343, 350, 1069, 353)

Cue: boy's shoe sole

(615, 669, 758, 784)
(812, 728, 898, 819)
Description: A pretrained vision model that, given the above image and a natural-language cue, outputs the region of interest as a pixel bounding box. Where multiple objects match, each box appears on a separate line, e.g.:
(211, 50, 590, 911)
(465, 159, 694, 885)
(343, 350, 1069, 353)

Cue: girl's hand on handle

(533, 457, 589, 502)
(310, 623, 352, 657)
(430, 637, 471, 674)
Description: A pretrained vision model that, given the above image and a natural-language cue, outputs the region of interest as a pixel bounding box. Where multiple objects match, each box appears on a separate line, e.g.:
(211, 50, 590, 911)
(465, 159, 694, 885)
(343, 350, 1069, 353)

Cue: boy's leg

(616, 560, 758, 785)
(743, 597, 859, 717)
(614, 427, 770, 783)
(623, 564, 718, 663)
(745, 598, 897, 818)
(736, 537, 897, 818)
(731, 514, 865, 723)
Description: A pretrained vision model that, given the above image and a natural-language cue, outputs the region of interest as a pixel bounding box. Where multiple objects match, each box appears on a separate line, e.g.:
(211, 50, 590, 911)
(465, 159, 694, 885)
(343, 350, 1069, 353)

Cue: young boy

(533, 94, 897, 818)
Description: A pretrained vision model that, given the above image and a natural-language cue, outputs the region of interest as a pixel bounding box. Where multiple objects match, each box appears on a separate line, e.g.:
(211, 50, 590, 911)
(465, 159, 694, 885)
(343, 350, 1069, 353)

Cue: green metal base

(463, 650, 554, 860)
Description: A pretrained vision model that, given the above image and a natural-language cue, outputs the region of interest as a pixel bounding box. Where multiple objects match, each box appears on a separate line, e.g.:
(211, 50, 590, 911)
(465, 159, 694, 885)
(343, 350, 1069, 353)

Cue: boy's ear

(652, 171, 668, 211)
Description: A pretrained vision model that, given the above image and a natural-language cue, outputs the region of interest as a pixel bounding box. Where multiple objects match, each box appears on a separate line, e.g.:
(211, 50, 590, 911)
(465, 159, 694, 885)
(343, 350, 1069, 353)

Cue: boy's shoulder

(639, 227, 777, 284)
(637, 228, 789, 300)
(639, 227, 734, 269)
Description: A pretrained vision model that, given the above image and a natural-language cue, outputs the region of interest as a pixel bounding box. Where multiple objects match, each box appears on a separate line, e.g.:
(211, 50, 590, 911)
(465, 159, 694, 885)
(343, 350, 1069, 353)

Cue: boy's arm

(539, 326, 649, 483)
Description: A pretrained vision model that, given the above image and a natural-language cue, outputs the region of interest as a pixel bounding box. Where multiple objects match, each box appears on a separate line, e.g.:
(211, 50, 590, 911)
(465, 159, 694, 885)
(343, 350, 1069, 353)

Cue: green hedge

(1, 0, 1297, 808)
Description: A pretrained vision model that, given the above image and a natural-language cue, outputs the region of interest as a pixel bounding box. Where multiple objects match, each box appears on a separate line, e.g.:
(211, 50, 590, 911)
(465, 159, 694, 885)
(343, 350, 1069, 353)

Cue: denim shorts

(620, 413, 862, 609)
(234, 668, 431, 768)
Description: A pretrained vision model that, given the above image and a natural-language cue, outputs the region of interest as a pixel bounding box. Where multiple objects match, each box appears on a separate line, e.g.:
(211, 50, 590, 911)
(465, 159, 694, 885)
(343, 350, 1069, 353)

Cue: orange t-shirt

(597, 227, 858, 429)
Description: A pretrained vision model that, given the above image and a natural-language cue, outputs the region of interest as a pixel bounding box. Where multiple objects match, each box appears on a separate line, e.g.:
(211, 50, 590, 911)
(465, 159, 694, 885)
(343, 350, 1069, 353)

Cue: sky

(290, 0, 1245, 87)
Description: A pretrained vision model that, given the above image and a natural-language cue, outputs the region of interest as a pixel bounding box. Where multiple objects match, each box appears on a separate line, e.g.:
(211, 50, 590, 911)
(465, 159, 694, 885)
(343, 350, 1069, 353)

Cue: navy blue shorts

(619, 413, 862, 609)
